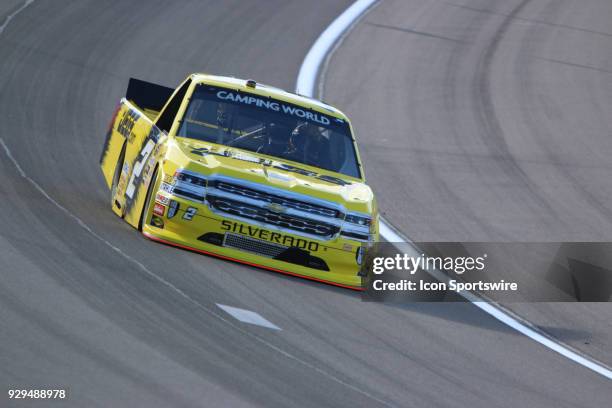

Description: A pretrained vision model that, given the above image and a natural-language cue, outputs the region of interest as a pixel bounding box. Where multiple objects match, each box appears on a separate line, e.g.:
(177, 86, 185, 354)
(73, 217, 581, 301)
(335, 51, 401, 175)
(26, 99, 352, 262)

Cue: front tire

(139, 166, 160, 231)
(110, 143, 126, 212)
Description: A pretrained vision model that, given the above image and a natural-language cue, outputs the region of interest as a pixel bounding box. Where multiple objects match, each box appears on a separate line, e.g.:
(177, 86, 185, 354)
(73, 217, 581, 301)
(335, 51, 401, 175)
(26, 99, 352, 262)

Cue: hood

(174, 138, 374, 213)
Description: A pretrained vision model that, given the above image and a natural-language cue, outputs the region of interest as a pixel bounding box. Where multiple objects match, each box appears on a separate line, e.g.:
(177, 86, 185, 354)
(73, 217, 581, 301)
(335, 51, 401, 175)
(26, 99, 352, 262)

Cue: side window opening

(156, 79, 191, 132)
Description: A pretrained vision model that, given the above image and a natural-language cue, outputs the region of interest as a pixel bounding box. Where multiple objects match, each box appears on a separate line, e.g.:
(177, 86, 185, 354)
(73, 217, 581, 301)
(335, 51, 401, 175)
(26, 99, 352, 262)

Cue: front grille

(223, 233, 286, 258)
(213, 180, 341, 218)
(208, 196, 340, 238)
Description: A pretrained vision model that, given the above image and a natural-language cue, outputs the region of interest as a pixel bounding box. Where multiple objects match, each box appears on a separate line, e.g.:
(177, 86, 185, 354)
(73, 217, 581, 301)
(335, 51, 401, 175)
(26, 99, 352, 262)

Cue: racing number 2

(125, 139, 156, 199)
(183, 207, 197, 221)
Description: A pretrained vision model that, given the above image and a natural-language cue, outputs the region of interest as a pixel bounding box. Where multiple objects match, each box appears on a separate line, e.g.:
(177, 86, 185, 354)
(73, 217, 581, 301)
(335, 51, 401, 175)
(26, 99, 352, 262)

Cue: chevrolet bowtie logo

(265, 203, 287, 213)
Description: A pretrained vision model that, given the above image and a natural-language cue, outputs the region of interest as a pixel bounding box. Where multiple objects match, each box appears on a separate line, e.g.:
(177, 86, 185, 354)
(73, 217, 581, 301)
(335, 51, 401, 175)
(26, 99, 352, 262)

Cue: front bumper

(143, 193, 373, 289)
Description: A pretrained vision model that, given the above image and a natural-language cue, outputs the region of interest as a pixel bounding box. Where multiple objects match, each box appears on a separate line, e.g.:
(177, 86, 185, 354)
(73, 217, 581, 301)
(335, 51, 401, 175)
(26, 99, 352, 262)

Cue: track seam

(297, 0, 612, 381)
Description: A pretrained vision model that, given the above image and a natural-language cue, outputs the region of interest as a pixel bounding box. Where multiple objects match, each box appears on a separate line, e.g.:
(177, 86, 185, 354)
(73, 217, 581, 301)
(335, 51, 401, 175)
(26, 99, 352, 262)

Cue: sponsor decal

(167, 200, 179, 219)
(220, 220, 319, 251)
(155, 193, 170, 206)
(124, 126, 161, 201)
(117, 108, 139, 142)
(151, 215, 164, 228)
(153, 203, 165, 216)
(216, 90, 331, 126)
(231, 151, 261, 163)
(116, 163, 131, 193)
(267, 172, 292, 183)
(160, 182, 174, 194)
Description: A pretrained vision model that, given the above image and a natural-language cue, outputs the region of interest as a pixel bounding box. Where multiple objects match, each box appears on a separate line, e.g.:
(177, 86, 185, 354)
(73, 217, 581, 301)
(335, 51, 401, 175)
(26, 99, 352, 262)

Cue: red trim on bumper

(142, 231, 363, 291)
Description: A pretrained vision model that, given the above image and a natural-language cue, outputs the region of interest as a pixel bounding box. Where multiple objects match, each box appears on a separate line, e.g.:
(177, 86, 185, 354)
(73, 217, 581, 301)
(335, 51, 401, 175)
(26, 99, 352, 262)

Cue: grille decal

(213, 180, 341, 218)
(209, 196, 339, 238)
(223, 233, 287, 258)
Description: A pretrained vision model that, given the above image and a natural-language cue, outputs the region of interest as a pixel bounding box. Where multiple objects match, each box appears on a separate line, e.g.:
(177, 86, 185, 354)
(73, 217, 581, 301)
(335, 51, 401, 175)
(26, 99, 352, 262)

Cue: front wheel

(110, 143, 126, 212)
(139, 166, 160, 231)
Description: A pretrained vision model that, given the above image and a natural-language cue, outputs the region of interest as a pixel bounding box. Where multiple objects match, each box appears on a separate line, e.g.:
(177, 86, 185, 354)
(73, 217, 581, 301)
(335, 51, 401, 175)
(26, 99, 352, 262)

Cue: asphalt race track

(0, 1, 610, 407)
(323, 0, 612, 366)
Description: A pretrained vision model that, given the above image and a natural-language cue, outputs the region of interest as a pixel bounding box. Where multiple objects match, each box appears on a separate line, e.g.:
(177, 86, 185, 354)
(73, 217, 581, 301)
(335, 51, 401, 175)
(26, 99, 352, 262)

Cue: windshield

(176, 84, 361, 178)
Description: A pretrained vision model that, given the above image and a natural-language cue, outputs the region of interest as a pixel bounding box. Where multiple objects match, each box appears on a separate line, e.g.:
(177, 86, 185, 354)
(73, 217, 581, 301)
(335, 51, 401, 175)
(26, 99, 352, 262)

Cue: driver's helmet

(290, 123, 324, 154)
(266, 122, 292, 155)
(290, 123, 333, 167)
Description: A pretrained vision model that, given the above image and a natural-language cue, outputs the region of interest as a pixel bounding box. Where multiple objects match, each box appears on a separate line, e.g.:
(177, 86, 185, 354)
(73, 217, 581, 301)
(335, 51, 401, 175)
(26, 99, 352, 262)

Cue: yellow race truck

(100, 74, 378, 289)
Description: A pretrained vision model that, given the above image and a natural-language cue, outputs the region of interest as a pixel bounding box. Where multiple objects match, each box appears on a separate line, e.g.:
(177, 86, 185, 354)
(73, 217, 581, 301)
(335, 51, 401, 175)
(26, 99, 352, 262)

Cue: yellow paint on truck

(100, 74, 378, 289)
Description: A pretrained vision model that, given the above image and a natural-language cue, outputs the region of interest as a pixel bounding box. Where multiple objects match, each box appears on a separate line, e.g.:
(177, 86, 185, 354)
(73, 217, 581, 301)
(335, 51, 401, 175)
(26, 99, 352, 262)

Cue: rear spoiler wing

(125, 78, 175, 113)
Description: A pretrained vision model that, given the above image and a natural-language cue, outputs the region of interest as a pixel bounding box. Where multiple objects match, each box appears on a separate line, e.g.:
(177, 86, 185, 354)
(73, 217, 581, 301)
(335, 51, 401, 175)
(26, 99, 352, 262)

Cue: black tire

(110, 143, 126, 210)
(139, 166, 159, 231)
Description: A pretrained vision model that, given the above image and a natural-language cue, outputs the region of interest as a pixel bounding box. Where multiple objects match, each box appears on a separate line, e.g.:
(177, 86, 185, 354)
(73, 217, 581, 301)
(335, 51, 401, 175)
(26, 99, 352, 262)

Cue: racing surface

(0, 1, 610, 407)
(324, 0, 612, 364)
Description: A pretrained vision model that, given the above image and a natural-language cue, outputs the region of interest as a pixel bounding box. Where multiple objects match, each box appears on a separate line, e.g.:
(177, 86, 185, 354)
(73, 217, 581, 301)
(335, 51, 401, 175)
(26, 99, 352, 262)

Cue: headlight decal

(171, 169, 207, 202)
(345, 213, 371, 226)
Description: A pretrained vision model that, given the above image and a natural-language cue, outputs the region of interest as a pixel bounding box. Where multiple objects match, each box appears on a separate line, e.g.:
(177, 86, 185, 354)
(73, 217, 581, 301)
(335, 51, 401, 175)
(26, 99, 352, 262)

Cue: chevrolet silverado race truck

(100, 74, 378, 289)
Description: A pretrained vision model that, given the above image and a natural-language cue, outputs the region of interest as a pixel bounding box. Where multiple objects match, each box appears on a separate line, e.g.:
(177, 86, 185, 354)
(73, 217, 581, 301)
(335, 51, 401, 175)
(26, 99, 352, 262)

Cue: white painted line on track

(296, 0, 378, 96)
(217, 304, 281, 331)
(295, 0, 612, 381)
(0, 0, 35, 35)
(380, 221, 612, 380)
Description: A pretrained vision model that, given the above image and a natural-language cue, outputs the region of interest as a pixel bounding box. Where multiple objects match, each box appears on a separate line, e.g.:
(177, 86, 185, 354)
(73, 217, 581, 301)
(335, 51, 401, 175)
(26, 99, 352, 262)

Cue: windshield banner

(203, 86, 340, 127)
